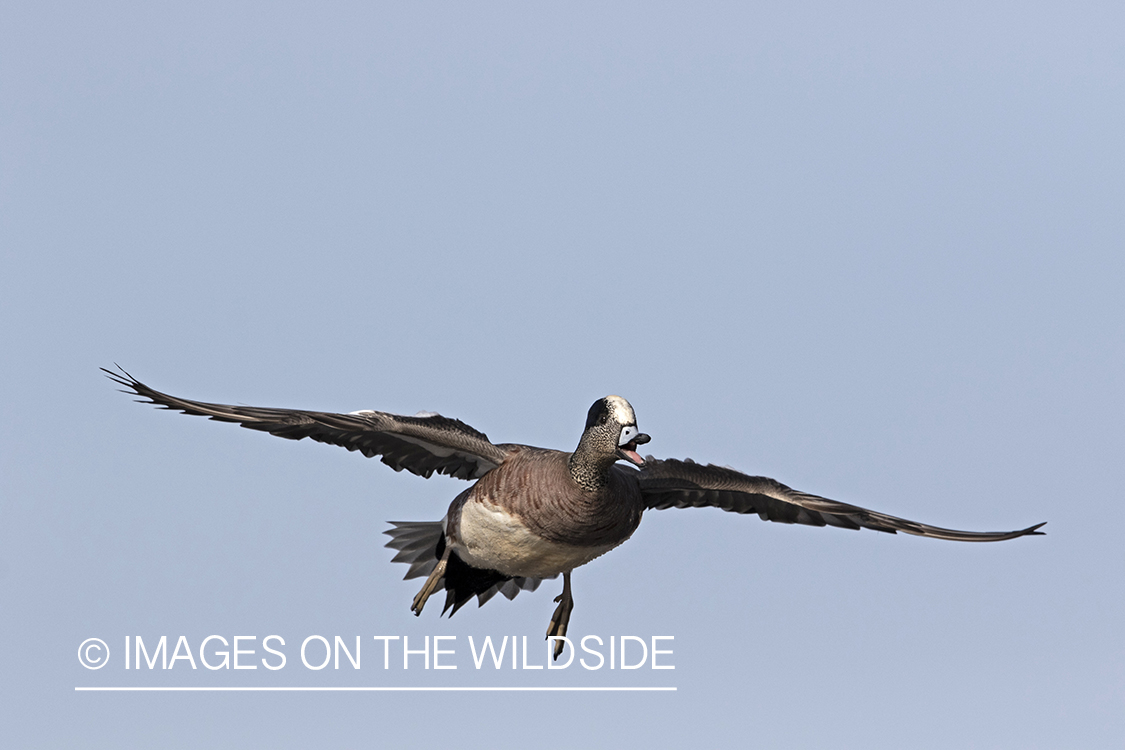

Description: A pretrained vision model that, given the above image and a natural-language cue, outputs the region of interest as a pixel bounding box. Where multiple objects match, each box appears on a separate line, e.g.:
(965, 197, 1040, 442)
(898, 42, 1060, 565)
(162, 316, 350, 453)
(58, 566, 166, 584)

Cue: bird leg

(411, 548, 450, 616)
(546, 571, 573, 660)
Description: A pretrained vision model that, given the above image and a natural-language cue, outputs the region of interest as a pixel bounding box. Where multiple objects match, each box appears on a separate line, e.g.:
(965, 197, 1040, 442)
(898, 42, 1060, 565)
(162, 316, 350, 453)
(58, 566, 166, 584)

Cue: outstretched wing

(104, 367, 510, 480)
(638, 457, 1045, 541)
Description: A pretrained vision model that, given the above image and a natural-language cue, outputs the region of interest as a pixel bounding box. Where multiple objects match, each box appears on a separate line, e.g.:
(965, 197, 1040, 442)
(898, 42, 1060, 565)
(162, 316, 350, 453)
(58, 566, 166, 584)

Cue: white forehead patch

(605, 395, 636, 426)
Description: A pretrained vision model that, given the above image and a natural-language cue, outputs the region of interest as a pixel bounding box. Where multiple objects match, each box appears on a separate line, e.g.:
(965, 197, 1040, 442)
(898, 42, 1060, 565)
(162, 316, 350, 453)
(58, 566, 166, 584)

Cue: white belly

(453, 496, 618, 578)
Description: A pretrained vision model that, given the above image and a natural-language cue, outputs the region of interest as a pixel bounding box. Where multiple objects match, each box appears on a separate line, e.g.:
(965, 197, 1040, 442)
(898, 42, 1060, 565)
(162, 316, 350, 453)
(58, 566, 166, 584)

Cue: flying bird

(105, 367, 1044, 659)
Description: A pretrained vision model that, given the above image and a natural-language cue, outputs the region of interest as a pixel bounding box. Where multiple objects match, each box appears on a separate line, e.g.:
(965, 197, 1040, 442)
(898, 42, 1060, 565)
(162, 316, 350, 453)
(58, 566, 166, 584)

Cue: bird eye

(586, 399, 611, 429)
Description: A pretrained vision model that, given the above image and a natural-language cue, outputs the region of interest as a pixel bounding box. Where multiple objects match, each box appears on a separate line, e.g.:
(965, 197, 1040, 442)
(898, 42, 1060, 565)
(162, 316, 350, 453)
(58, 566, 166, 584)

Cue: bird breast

(449, 448, 644, 578)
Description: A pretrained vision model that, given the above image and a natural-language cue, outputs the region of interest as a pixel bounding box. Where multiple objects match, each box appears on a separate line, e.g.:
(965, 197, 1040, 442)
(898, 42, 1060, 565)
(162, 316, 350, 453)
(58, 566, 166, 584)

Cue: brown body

(446, 447, 644, 578)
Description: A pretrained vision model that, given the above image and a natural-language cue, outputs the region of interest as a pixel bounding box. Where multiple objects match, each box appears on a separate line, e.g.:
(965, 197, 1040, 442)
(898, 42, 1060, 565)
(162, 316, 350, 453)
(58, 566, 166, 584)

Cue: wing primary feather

(638, 457, 1044, 542)
(103, 366, 507, 480)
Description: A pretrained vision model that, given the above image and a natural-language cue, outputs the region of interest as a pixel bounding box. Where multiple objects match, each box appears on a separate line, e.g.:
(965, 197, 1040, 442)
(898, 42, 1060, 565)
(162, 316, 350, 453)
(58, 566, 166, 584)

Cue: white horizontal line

(75, 686, 676, 692)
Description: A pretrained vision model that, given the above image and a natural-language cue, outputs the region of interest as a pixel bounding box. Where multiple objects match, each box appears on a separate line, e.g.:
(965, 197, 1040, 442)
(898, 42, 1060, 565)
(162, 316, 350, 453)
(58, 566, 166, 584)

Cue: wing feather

(104, 367, 508, 480)
(638, 457, 1045, 542)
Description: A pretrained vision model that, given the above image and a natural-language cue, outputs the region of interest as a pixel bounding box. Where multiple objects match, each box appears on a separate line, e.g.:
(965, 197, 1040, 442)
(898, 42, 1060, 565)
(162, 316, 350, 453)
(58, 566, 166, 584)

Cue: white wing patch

(348, 408, 441, 419)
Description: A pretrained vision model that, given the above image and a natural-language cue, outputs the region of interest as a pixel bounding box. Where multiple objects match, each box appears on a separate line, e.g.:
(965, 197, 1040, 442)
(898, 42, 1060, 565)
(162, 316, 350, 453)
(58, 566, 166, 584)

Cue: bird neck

(567, 443, 617, 492)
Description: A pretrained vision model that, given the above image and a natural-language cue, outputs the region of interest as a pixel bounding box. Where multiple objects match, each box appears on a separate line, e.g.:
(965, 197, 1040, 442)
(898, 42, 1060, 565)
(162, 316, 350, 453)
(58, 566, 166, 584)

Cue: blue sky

(2, 2, 1123, 747)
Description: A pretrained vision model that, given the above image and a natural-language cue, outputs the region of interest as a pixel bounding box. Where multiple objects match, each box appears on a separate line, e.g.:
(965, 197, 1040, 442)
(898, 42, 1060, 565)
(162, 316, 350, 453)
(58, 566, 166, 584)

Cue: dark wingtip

(1023, 522, 1047, 536)
(102, 364, 146, 398)
(101, 363, 133, 386)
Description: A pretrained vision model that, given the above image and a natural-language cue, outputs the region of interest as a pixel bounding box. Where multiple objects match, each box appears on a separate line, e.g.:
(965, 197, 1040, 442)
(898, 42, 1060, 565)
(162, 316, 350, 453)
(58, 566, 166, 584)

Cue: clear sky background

(2, 2, 1123, 747)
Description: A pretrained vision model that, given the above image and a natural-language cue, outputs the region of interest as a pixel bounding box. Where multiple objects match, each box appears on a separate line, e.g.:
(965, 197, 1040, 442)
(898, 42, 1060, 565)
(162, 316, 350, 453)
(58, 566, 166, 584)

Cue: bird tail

(384, 521, 446, 581)
(383, 521, 555, 615)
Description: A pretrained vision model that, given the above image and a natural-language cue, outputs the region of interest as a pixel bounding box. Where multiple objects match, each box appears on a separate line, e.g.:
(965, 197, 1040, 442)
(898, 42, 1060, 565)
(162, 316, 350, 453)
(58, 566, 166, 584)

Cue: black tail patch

(437, 535, 511, 615)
